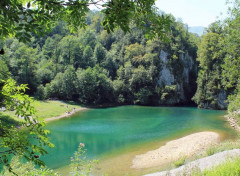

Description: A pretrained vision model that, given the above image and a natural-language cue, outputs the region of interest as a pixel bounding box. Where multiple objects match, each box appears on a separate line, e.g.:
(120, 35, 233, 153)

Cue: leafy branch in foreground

(1, 156, 60, 176)
(0, 0, 171, 43)
(0, 78, 53, 172)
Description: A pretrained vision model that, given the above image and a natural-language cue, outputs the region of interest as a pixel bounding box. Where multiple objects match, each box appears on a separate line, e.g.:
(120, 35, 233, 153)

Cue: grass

(192, 158, 240, 176)
(1, 100, 83, 122)
(33, 100, 82, 120)
(173, 156, 186, 167)
(206, 146, 217, 156)
(0, 112, 21, 126)
(168, 134, 240, 175)
(174, 136, 240, 175)
(205, 138, 240, 156)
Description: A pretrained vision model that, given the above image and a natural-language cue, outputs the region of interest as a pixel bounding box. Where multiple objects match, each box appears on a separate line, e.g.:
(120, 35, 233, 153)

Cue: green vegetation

(0, 79, 53, 172)
(1, 156, 60, 176)
(1, 100, 82, 121)
(71, 143, 98, 176)
(192, 158, 240, 176)
(206, 146, 216, 156)
(1, 98, 82, 122)
(193, 29, 225, 109)
(205, 139, 240, 157)
(0, 0, 171, 43)
(192, 2, 240, 174)
(34, 100, 82, 120)
(193, 0, 240, 111)
(0, 13, 199, 106)
(1, 143, 97, 176)
(173, 156, 186, 167)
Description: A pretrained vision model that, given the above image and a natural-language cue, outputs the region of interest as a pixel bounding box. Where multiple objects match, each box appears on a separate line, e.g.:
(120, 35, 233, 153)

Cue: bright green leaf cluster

(0, 78, 53, 172)
(0, 0, 172, 43)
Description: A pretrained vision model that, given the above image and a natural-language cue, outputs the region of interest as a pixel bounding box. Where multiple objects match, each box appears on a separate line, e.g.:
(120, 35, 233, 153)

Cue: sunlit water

(42, 106, 235, 174)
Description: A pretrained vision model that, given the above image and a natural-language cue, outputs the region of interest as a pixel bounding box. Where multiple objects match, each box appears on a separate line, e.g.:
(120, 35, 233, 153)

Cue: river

(43, 106, 235, 175)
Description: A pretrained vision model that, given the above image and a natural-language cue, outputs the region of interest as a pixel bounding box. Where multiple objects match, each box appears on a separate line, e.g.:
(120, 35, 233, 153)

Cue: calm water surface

(43, 106, 234, 171)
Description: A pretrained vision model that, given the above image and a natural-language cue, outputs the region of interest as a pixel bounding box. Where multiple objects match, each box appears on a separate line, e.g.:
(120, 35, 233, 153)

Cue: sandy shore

(45, 107, 88, 122)
(132, 131, 220, 169)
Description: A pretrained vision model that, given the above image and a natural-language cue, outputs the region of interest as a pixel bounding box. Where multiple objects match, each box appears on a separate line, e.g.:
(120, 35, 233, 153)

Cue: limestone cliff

(157, 50, 197, 105)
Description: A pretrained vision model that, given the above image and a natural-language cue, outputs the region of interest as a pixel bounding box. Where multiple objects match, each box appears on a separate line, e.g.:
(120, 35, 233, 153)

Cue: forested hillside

(0, 12, 199, 106)
(193, 1, 240, 112)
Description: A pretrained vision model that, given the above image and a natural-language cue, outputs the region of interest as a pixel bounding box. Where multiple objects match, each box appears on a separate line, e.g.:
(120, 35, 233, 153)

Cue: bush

(71, 143, 98, 176)
(206, 146, 216, 156)
(228, 90, 240, 113)
(1, 156, 60, 176)
(35, 84, 46, 100)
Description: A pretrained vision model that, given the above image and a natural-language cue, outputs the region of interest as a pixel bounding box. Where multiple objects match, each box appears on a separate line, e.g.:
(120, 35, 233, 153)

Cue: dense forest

(1, 3, 240, 111)
(193, 1, 240, 113)
(0, 12, 199, 106)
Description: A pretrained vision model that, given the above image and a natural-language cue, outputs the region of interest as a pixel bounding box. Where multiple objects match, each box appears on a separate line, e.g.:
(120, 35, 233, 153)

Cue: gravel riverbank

(144, 149, 240, 176)
(132, 132, 220, 169)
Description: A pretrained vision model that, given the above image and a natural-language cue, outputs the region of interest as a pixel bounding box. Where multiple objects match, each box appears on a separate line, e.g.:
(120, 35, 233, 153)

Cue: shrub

(173, 156, 186, 167)
(206, 146, 216, 156)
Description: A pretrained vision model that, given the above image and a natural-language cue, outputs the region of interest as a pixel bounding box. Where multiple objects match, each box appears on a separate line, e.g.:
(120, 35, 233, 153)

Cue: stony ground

(132, 132, 220, 169)
(144, 149, 240, 176)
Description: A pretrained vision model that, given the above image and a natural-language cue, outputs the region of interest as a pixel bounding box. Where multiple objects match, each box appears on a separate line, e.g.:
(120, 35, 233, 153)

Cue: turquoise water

(43, 106, 233, 170)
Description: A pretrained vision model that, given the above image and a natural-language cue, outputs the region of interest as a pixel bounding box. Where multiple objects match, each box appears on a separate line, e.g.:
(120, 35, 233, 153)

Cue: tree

(193, 29, 225, 109)
(0, 0, 171, 44)
(61, 67, 78, 100)
(222, 1, 240, 91)
(36, 59, 55, 85)
(124, 43, 145, 62)
(82, 45, 95, 68)
(57, 35, 81, 66)
(129, 65, 154, 104)
(8, 45, 38, 94)
(0, 60, 10, 103)
(77, 66, 114, 104)
(35, 84, 45, 100)
(42, 37, 56, 59)
(100, 30, 115, 50)
(0, 79, 53, 172)
(47, 67, 77, 100)
(79, 30, 97, 49)
(94, 43, 106, 64)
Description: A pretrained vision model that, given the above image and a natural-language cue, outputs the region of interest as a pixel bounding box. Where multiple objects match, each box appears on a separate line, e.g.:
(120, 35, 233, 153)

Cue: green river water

(43, 106, 235, 175)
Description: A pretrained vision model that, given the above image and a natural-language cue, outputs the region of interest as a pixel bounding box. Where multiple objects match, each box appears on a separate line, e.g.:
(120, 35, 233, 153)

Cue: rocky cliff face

(218, 89, 228, 109)
(198, 89, 228, 110)
(157, 50, 197, 105)
(158, 51, 174, 86)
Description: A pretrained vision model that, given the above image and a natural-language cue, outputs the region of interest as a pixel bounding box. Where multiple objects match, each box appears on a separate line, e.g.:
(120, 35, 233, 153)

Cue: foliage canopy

(0, 0, 171, 43)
